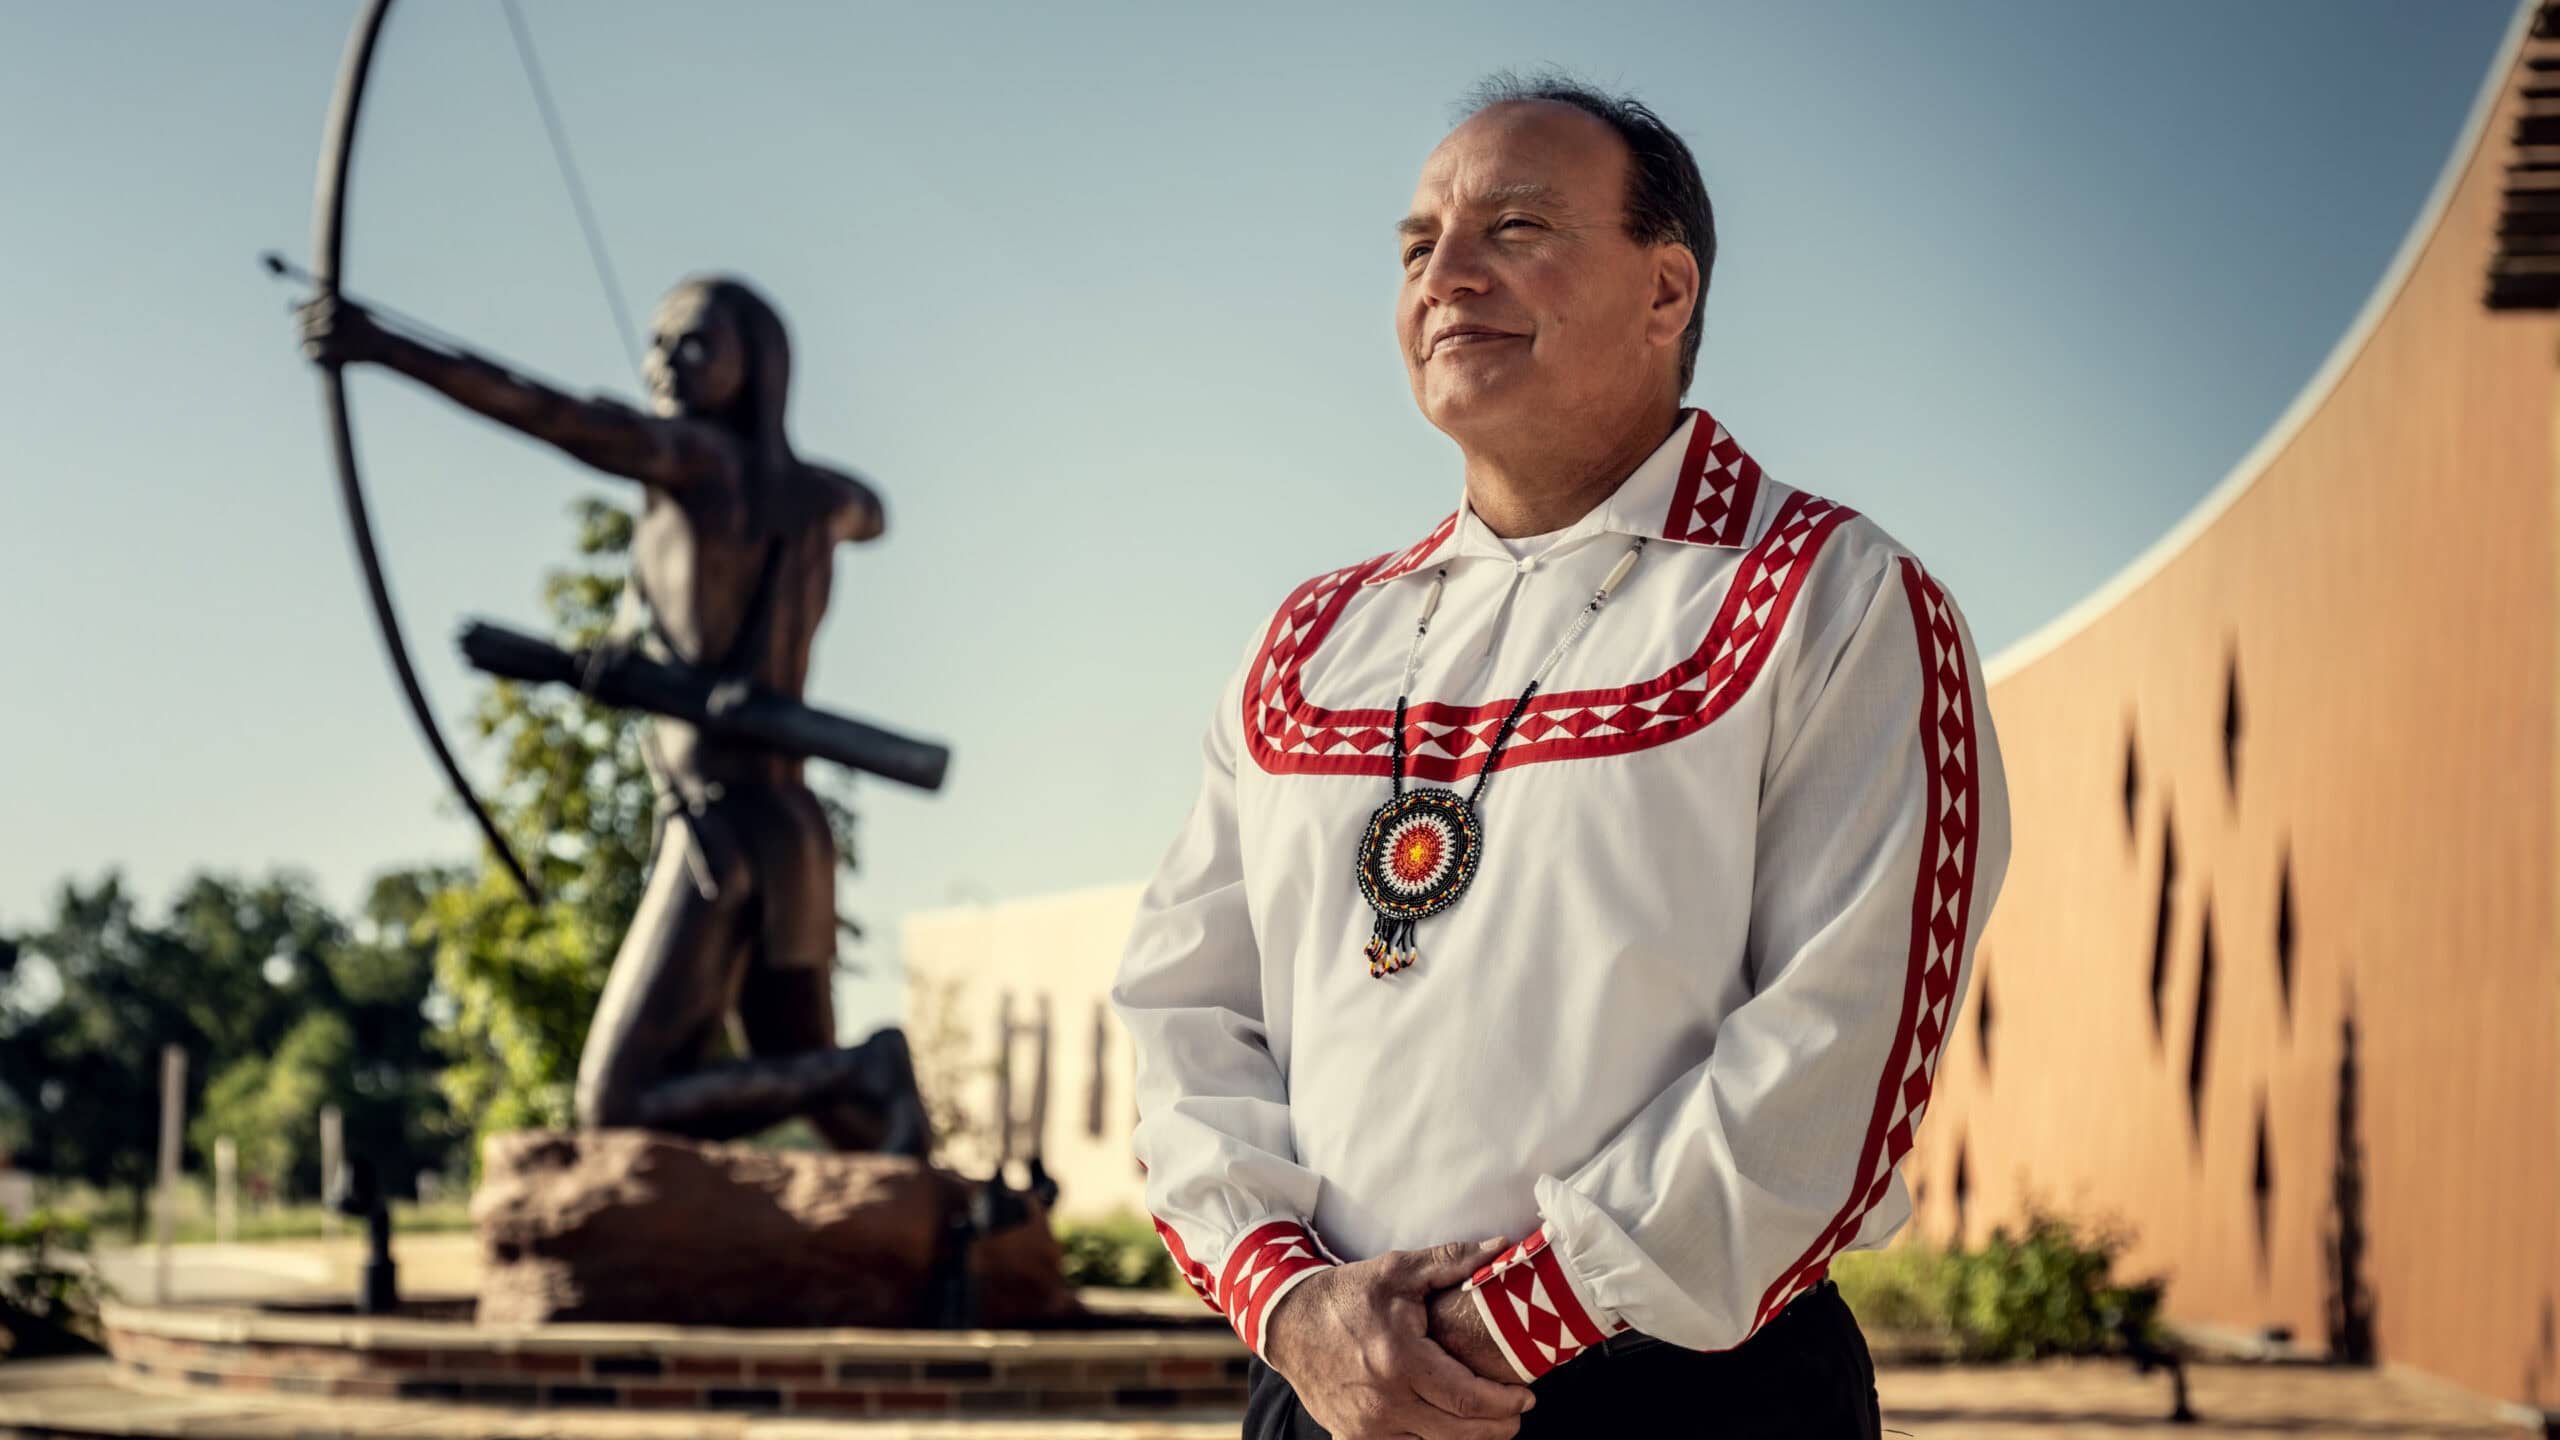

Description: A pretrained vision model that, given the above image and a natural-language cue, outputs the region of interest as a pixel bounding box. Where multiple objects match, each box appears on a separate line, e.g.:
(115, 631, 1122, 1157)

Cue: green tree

(419, 498, 651, 1151)
(330, 869, 467, 1187)
(163, 869, 458, 1204)
(0, 875, 190, 1233)
(0, 869, 461, 1227)
(192, 1012, 352, 1199)
(420, 498, 864, 1163)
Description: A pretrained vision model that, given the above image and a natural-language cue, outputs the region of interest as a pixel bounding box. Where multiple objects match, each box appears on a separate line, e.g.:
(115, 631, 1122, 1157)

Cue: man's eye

(1402, 242, 1432, 267)
(1497, 217, 1539, 232)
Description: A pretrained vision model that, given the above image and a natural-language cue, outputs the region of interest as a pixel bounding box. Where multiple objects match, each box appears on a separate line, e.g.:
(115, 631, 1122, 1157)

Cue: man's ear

(1649, 243, 1701, 353)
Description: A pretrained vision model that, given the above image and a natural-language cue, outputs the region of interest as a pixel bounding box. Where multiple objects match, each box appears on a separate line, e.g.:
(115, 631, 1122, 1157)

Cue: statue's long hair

(673, 274, 797, 537)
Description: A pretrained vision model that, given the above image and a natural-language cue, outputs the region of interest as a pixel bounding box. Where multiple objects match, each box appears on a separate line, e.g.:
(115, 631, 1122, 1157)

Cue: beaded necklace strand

(1355, 535, 1648, 977)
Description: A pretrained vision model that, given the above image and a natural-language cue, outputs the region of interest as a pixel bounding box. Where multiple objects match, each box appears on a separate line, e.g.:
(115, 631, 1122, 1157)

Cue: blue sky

(0, 1, 2519, 1032)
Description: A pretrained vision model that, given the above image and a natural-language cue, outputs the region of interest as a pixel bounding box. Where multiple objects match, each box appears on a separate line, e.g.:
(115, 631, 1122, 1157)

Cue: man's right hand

(1261, 1237, 1537, 1439)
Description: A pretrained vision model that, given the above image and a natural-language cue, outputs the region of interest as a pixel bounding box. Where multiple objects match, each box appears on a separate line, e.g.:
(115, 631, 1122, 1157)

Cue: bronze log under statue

(300, 277, 932, 1159)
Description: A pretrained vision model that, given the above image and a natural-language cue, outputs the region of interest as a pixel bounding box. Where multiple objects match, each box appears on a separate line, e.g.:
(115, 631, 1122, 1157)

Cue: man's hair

(1458, 71, 1715, 393)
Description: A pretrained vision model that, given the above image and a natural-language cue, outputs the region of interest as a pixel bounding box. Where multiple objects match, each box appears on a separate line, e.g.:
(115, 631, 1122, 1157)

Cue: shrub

(1831, 1198, 2168, 1361)
(0, 1211, 111, 1359)
(1827, 1239, 1955, 1336)
(1057, 1211, 1181, 1291)
(1941, 1202, 2167, 1360)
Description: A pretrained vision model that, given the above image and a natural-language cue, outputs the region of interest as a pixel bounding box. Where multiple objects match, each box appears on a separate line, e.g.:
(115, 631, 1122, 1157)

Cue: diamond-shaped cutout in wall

(2222, 647, 2244, 801)
(2149, 807, 2179, 1043)
(2188, 897, 2218, 1145)
(2122, 721, 2140, 840)
(2252, 1092, 2273, 1279)
(1977, 964, 1994, 1080)
(2276, 850, 2297, 1033)
(1952, 1134, 1971, 1246)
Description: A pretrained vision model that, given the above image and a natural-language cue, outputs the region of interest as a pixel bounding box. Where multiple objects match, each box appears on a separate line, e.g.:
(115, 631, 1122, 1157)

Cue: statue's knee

(858, 1027, 919, 1090)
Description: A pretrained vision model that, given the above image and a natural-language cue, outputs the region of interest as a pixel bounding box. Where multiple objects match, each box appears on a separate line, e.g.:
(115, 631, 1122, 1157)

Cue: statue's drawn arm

(300, 295, 737, 493)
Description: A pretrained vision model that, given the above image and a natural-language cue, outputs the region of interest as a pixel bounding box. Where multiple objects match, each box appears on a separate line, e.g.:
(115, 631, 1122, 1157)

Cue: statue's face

(644, 286, 747, 418)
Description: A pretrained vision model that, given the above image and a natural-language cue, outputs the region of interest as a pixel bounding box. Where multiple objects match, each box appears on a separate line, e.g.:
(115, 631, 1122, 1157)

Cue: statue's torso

(629, 467, 836, 789)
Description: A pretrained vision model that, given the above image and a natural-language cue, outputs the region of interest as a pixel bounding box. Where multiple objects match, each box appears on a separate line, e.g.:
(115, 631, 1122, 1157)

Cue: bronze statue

(299, 277, 930, 1157)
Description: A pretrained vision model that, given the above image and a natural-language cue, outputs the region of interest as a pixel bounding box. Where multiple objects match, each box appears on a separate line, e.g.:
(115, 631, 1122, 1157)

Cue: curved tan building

(1907, 0, 2560, 1409)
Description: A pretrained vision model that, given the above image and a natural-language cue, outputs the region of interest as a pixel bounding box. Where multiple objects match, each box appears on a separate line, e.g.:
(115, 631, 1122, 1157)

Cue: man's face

(1395, 101, 1689, 440)
(643, 285, 747, 419)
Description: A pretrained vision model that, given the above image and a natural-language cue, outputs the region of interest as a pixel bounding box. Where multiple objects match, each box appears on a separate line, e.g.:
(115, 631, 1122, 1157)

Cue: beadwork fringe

(1365, 914, 1419, 978)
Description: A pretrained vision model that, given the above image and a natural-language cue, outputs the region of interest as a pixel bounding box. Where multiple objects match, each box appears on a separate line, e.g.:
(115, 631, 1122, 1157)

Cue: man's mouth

(1430, 327, 1524, 358)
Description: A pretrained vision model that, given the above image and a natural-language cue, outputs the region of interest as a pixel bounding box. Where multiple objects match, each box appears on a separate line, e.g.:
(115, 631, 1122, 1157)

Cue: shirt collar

(1361, 405, 1765, 587)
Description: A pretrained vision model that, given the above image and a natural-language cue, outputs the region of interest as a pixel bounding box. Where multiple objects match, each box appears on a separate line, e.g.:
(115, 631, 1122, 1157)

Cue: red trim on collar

(1660, 407, 1762, 546)
(1363, 510, 1460, 587)
(1245, 491, 1858, 780)
(1356, 406, 1761, 591)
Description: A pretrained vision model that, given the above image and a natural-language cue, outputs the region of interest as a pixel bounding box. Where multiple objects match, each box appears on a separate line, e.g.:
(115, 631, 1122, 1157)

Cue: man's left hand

(1426, 1282, 1519, 1384)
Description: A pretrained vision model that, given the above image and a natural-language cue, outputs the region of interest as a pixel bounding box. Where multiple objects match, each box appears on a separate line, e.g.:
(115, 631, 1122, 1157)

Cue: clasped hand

(1262, 1237, 1536, 1439)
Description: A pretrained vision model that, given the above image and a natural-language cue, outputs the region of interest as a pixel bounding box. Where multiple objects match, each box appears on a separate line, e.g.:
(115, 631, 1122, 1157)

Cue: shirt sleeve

(1109, 625, 1340, 1360)
(1460, 550, 2011, 1378)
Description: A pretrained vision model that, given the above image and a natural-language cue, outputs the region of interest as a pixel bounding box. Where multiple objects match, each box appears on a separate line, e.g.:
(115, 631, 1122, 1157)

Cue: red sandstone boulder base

(472, 1129, 1082, 1329)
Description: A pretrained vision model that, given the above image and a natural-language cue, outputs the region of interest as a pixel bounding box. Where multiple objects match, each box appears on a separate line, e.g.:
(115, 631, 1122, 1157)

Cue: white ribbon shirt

(1110, 406, 2012, 1380)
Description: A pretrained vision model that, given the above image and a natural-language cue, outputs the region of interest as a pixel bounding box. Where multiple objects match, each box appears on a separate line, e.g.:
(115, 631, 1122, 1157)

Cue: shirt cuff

(1145, 1211, 1225, 1314)
(1215, 1218, 1340, 1360)
(1459, 1223, 1629, 1381)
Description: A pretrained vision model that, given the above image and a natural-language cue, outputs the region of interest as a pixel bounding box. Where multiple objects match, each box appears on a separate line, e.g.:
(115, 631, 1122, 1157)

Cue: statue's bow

(303, 0, 545, 905)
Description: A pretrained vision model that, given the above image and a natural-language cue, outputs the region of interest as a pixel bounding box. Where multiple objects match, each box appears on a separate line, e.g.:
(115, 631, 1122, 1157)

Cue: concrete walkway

(39, 1238, 2545, 1436)
(1, 1352, 2540, 1438)
(1876, 1355, 2537, 1437)
(89, 1232, 481, 1308)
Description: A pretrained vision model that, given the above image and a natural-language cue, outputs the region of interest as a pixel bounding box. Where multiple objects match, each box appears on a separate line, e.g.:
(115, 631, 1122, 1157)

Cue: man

(1111, 74, 2010, 1438)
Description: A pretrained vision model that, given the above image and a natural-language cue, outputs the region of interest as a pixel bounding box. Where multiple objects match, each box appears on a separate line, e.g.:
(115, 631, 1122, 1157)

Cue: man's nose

(1419, 233, 1493, 306)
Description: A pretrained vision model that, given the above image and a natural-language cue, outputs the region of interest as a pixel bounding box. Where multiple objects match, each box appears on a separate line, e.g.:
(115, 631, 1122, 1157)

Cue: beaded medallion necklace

(1355, 534, 1648, 978)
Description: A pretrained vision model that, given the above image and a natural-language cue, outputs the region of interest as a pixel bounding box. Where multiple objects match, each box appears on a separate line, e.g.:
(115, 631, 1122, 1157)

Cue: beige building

(902, 883, 1150, 1223)
(908, 0, 2560, 1410)
(1905, 0, 2560, 1412)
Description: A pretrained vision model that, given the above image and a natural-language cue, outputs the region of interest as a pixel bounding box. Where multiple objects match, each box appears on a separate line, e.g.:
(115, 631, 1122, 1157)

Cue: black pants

(1243, 1277, 1881, 1439)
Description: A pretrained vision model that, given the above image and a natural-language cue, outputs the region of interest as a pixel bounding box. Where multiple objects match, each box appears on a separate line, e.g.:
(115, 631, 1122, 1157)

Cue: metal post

(1028, 993, 1052, 1165)
(154, 1045, 185, 1304)
(319, 1106, 343, 1242)
(992, 991, 1015, 1172)
(213, 1137, 238, 1245)
(1087, 999, 1108, 1139)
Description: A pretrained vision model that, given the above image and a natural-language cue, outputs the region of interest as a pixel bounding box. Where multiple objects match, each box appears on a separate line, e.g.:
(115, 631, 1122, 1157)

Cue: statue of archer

(300, 277, 932, 1157)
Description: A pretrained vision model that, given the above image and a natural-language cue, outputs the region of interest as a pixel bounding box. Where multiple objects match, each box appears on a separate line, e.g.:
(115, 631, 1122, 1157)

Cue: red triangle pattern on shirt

(1461, 1225, 1615, 1380)
(1215, 1219, 1338, 1360)
(1245, 493, 1855, 780)
(1747, 558, 1981, 1338)
(1662, 417, 1766, 547)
